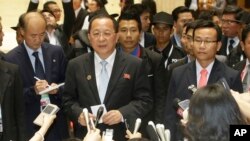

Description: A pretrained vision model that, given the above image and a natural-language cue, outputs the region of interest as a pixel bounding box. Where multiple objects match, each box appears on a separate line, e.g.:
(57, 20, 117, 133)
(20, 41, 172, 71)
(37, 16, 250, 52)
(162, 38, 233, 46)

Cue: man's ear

(216, 41, 222, 52)
(240, 41, 245, 51)
(20, 27, 25, 37)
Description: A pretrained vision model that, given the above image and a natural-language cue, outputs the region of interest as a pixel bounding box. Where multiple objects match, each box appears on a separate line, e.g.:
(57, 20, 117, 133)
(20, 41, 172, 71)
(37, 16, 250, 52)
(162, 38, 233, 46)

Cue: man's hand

(48, 83, 59, 95)
(78, 112, 95, 126)
(102, 110, 122, 125)
(34, 80, 49, 94)
(125, 129, 142, 139)
(83, 129, 101, 141)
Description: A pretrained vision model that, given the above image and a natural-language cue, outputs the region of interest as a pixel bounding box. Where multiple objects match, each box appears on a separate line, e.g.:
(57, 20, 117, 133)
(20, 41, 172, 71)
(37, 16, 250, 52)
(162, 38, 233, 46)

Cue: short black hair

(88, 14, 118, 33)
(241, 24, 250, 42)
(43, 1, 57, 11)
(222, 5, 243, 21)
(193, 20, 222, 41)
(125, 3, 150, 16)
(172, 6, 194, 22)
(118, 11, 142, 32)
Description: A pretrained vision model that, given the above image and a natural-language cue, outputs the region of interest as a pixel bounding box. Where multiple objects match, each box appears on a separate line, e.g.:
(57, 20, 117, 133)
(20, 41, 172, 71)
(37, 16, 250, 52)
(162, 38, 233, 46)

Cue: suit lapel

(0, 61, 10, 103)
(187, 61, 197, 87)
(84, 53, 100, 103)
(20, 44, 36, 83)
(104, 51, 126, 103)
(207, 60, 223, 84)
(41, 44, 52, 82)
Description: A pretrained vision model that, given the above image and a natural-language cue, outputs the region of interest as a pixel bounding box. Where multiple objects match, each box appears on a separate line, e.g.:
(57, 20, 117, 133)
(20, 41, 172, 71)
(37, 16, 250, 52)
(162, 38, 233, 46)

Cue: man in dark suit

(0, 16, 26, 141)
(234, 24, 250, 92)
(165, 20, 243, 141)
(171, 6, 194, 49)
(27, 0, 75, 60)
(218, 5, 243, 58)
(117, 12, 165, 137)
(4, 12, 69, 141)
(125, 4, 156, 48)
(72, 0, 88, 36)
(62, 14, 153, 141)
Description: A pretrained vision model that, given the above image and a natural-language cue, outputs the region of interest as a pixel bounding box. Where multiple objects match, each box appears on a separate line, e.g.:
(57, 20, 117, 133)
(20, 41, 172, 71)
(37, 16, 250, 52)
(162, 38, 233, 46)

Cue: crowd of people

(0, 0, 250, 141)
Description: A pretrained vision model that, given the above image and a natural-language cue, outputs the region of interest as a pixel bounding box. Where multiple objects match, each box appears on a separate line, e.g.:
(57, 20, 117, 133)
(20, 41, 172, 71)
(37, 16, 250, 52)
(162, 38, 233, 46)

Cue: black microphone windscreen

(146, 125, 159, 141)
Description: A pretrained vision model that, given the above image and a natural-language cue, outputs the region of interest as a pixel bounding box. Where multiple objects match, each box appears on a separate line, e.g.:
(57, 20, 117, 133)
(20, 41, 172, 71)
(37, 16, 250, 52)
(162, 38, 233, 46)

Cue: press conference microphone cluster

(147, 121, 171, 141)
(95, 106, 104, 127)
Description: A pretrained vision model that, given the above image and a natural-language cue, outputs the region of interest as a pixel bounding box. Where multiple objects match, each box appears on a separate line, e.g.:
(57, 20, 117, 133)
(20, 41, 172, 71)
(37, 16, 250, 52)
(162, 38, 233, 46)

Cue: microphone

(147, 121, 160, 141)
(165, 129, 171, 141)
(133, 118, 141, 134)
(188, 84, 197, 94)
(83, 108, 90, 131)
(156, 124, 166, 141)
(95, 106, 104, 126)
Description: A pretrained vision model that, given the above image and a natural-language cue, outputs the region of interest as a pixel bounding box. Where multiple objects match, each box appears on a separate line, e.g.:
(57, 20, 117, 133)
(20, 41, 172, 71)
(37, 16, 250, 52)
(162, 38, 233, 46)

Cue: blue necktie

(32, 52, 45, 79)
(99, 60, 109, 103)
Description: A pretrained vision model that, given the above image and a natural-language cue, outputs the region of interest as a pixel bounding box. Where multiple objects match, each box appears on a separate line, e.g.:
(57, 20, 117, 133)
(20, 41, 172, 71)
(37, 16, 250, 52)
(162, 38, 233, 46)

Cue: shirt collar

(94, 49, 116, 65)
(24, 40, 42, 56)
(196, 59, 215, 77)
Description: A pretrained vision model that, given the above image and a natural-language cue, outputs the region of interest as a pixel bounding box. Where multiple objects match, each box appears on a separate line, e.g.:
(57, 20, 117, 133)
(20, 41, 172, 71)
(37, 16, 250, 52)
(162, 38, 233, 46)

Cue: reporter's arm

(29, 115, 56, 141)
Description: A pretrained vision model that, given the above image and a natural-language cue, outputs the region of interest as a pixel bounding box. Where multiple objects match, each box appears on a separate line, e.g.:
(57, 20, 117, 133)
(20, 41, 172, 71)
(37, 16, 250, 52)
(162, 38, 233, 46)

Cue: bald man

(4, 12, 69, 141)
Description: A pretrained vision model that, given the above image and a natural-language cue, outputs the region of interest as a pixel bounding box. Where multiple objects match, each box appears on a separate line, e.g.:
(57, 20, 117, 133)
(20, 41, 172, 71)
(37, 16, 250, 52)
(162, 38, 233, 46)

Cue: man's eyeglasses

(91, 31, 115, 38)
(193, 39, 217, 46)
(221, 19, 241, 25)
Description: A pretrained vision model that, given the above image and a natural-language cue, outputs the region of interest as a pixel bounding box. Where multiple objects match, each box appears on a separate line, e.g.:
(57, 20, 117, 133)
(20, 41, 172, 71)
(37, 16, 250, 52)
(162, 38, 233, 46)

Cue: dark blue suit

(4, 43, 69, 141)
(165, 59, 243, 141)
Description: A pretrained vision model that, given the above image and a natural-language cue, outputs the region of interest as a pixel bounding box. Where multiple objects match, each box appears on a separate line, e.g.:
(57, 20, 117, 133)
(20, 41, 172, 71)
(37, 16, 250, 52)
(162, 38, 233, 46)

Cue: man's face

(48, 3, 61, 22)
(118, 20, 141, 51)
(21, 17, 46, 50)
(174, 12, 193, 36)
(42, 12, 57, 28)
(181, 26, 187, 50)
(241, 33, 250, 60)
(88, 18, 118, 59)
(0, 22, 4, 46)
(153, 23, 172, 45)
(192, 28, 220, 63)
(140, 12, 150, 32)
(73, 0, 82, 10)
(186, 29, 194, 56)
(87, 0, 100, 13)
(221, 14, 242, 38)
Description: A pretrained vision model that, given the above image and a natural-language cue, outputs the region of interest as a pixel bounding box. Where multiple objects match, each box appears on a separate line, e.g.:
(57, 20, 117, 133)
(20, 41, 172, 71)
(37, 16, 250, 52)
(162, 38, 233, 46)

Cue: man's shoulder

(0, 60, 18, 74)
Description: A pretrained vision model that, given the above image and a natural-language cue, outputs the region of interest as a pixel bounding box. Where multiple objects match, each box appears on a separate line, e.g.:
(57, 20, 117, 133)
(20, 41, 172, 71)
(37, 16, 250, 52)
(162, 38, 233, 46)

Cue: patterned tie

(243, 64, 250, 92)
(32, 52, 45, 79)
(228, 39, 234, 55)
(99, 60, 109, 103)
(198, 69, 208, 88)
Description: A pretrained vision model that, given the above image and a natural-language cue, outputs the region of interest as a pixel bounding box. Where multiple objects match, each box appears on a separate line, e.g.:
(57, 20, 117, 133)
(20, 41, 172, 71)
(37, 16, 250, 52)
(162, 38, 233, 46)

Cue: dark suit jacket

(72, 8, 88, 36)
(165, 59, 243, 141)
(233, 59, 246, 73)
(63, 50, 153, 141)
(228, 44, 246, 68)
(4, 43, 69, 140)
(170, 34, 182, 48)
(0, 60, 26, 141)
(141, 48, 165, 124)
(144, 32, 156, 48)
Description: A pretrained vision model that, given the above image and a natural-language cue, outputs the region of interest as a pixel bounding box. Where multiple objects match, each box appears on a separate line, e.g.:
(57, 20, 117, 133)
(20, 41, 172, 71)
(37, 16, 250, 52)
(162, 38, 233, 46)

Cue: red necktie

(198, 69, 208, 88)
